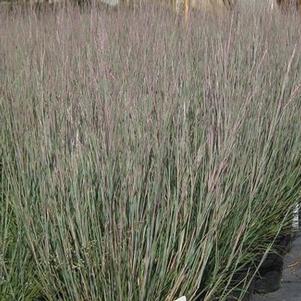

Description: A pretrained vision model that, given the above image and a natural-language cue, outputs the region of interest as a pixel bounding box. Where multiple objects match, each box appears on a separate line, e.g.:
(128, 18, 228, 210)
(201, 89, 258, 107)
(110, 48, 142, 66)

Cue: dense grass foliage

(1, 2, 301, 300)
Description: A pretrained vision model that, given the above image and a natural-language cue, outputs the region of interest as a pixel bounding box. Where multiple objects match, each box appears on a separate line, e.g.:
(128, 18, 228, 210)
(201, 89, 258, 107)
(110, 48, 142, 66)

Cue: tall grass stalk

(1, 2, 301, 300)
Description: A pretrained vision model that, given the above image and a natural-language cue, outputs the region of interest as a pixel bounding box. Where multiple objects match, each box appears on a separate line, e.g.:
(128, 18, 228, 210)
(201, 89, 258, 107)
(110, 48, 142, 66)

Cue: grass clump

(0, 2, 301, 300)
